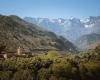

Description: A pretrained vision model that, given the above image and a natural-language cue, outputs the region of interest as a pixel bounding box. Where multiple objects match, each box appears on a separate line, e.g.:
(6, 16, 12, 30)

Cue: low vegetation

(0, 46, 100, 80)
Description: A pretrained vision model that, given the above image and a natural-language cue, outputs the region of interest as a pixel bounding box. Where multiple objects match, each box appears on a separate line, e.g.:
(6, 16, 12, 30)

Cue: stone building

(0, 47, 33, 59)
(17, 47, 22, 55)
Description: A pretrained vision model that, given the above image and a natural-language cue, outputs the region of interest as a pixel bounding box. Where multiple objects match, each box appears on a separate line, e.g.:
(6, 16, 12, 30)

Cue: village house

(0, 47, 32, 59)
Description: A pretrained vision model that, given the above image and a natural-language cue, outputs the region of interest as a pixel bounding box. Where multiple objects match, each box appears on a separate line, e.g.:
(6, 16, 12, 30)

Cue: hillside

(0, 15, 77, 52)
(75, 33, 100, 50)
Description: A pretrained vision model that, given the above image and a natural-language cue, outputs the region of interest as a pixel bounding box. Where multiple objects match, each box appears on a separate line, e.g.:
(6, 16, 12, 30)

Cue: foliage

(0, 49, 100, 80)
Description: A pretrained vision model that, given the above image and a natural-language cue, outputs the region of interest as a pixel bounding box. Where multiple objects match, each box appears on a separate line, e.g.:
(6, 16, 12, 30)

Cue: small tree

(95, 45, 100, 54)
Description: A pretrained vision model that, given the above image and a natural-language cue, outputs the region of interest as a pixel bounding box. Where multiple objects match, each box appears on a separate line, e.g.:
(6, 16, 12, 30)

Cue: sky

(0, 0, 100, 18)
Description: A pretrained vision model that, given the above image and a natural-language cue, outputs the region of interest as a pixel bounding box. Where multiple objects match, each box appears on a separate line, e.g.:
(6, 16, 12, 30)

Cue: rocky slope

(75, 33, 100, 50)
(0, 15, 77, 52)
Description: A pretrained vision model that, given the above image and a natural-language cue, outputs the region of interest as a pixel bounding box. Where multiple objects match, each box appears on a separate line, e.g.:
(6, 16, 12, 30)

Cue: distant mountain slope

(24, 17, 86, 41)
(87, 41, 100, 49)
(75, 33, 100, 50)
(0, 15, 77, 52)
(24, 16, 100, 42)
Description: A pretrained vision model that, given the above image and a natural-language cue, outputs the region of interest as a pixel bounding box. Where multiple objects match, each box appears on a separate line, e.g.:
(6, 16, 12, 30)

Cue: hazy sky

(0, 0, 100, 18)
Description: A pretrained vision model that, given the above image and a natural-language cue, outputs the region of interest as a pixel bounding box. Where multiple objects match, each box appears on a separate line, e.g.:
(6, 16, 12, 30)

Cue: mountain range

(0, 15, 77, 52)
(24, 16, 100, 50)
(24, 16, 100, 41)
(0, 14, 100, 52)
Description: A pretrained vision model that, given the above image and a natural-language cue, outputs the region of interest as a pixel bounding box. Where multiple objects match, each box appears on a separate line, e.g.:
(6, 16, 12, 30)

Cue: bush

(46, 51, 61, 59)
(0, 71, 12, 80)
(13, 69, 34, 80)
